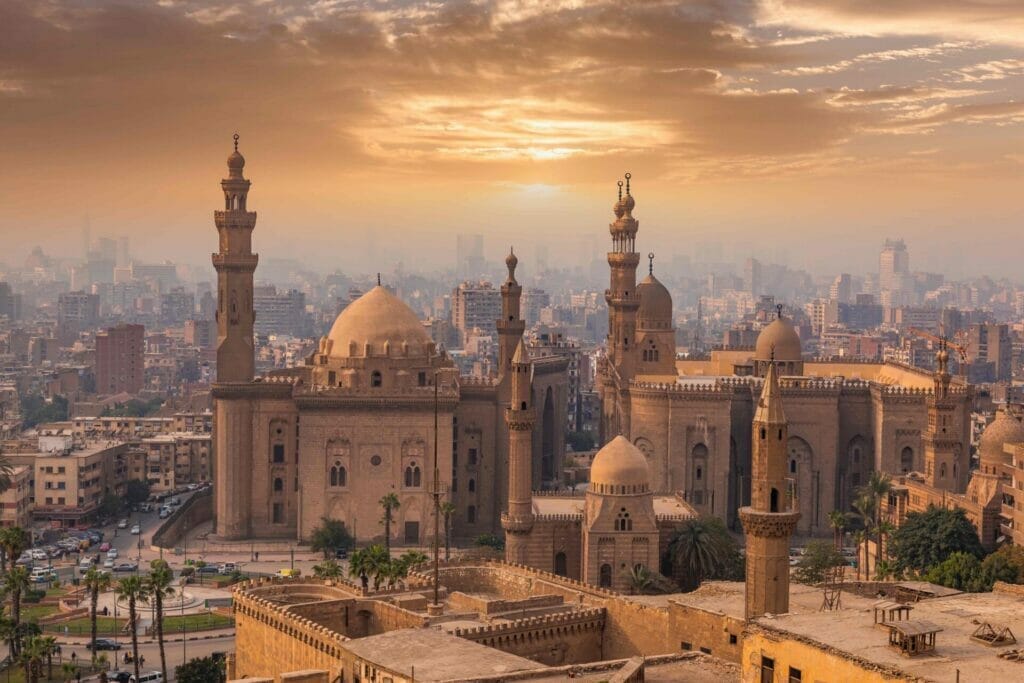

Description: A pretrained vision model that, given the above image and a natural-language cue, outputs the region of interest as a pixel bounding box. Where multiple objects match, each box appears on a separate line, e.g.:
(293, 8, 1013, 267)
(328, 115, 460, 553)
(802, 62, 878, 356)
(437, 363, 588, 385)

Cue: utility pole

(430, 371, 442, 613)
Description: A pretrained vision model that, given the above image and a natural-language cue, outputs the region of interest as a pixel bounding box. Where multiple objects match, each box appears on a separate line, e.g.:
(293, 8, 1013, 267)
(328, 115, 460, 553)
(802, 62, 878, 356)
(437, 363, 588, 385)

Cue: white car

(117, 519, 129, 529)
(130, 524, 141, 535)
(103, 558, 115, 569)
(107, 548, 119, 559)
(30, 549, 48, 561)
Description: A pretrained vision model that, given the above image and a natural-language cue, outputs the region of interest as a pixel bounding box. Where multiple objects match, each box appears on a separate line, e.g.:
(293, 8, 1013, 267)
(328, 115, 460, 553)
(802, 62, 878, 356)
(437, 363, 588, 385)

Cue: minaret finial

(233, 133, 239, 152)
(776, 303, 783, 320)
(617, 180, 623, 201)
(377, 272, 381, 286)
(648, 252, 654, 275)
(625, 172, 631, 196)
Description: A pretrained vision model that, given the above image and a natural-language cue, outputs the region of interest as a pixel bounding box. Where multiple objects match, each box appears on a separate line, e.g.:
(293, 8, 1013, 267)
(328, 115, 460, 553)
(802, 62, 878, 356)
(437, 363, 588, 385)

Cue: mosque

(210, 137, 567, 544)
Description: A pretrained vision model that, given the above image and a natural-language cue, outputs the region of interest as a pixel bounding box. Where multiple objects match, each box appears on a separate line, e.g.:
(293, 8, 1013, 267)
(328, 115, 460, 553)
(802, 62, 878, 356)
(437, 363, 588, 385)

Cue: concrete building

(966, 322, 1013, 383)
(451, 280, 501, 347)
(210, 142, 567, 543)
(57, 291, 99, 343)
(879, 238, 910, 307)
(0, 466, 32, 528)
(95, 323, 145, 395)
(0, 282, 22, 321)
(253, 286, 309, 337)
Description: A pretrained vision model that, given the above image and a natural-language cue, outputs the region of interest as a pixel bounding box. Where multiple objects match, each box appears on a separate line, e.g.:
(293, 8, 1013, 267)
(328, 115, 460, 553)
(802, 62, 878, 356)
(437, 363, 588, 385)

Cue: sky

(1, 0, 1023, 278)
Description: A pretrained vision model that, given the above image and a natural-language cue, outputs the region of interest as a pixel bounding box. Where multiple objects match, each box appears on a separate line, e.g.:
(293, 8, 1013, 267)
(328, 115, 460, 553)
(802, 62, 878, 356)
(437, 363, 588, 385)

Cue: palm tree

(312, 559, 343, 579)
(875, 520, 896, 578)
(144, 560, 175, 682)
(439, 502, 456, 561)
(622, 565, 654, 595)
(61, 661, 77, 683)
(0, 455, 14, 498)
(116, 575, 145, 683)
(864, 471, 892, 574)
(19, 635, 47, 683)
(378, 493, 401, 555)
(40, 635, 57, 681)
(399, 550, 428, 569)
(348, 548, 370, 591)
(828, 510, 847, 551)
(83, 566, 111, 656)
(0, 527, 29, 573)
(365, 544, 392, 591)
(6, 565, 31, 657)
(852, 529, 866, 581)
(667, 518, 732, 592)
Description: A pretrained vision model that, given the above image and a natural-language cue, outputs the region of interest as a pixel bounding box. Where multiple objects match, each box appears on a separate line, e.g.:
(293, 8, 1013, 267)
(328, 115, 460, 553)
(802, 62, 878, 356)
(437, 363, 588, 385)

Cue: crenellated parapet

(452, 606, 606, 642)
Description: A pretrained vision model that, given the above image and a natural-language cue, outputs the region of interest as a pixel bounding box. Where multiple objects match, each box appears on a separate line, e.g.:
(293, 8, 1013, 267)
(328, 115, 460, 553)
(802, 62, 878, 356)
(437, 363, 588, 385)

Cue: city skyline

(1, 1, 1023, 276)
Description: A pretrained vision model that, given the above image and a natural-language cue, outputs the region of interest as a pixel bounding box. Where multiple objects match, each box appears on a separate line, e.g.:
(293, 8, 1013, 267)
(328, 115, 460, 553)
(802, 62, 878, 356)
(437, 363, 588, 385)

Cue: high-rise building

(966, 323, 1013, 383)
(521, 287, 550, 327)
(744, 257, 762, 297)
(0, 282, 21, 321)
(829, 273, 852, 304)
(160, 287, 195, 324)
(253, 286, 309, 337)
(451, 281, 501, 347)
(879, 238, 910, 307)
(455, 233, 485, 279)
(57, 291, 100, 343)
(184, 319, 217, 350)
(95, 323, 145, 395)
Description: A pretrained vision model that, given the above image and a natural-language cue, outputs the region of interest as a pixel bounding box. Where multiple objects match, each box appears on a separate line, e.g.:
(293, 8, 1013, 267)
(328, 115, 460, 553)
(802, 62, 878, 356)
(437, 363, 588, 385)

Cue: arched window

(554, 552, 568, 577)
(599, 564, 612, 587)
(467, 505, 476, 524)
(468, 478, 476, 493)
(404, 464, 421, 488)
(760, 428, 766, 440)
(615, 508, 632, 531)
(273, 478, 284, 492)
(770, 487, 779, 512)
(790, 459, 797, 474)
(939, 463, 947, 479)
(901, 446, 914, 473)
(696, 467, 702, 481)
(330, 461, 347, 487)
(371, 370, 383, 387)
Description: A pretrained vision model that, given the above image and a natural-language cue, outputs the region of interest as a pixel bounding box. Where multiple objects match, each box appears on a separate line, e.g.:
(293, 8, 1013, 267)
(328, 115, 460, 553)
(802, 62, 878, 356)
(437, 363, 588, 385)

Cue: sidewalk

(53, 627, 235, 647)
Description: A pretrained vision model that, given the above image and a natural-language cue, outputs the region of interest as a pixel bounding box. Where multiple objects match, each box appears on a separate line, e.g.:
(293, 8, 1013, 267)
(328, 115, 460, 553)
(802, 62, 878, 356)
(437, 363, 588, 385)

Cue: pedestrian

(255, 551, 259, 561)
(139, 654, 145, 667)
(75, 671, 81, 683)
(64, 625, 69, 636)
(71, 651, 77, 663)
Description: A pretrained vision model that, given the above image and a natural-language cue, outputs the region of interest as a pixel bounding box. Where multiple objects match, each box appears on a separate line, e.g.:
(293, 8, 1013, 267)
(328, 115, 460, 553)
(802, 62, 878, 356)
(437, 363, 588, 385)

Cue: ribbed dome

(978, 408, 1024, 466)
(637, 273, 672, 327)
(590, 436, 650, 492)
(326, 286, 431, 358)
(755, 316, 802, 362)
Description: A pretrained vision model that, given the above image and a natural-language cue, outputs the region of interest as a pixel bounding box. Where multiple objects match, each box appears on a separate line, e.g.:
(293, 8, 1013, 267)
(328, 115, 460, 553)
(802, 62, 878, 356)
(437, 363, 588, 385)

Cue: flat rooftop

(342, 628, 545, 682)
(758, 585, 1024, 680)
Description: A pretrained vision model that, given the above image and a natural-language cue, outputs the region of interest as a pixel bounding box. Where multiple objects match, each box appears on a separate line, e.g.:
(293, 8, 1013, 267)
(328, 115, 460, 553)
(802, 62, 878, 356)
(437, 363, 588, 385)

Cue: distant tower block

(739, 355, 800, 619)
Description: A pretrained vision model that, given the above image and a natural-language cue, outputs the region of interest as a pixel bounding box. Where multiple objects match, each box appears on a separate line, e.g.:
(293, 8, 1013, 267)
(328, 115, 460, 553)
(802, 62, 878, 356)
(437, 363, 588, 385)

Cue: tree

(378, 493, 401, 554)
(473, 533, 504, 552)
(667, 516, 738, 592)
(857, 471, 892, 574)
(40, 636, 57, 681)
(924, 552, 989, 592)
(0, 455, 13, 497)
(312, 559, 344, 579)
(398, 550, 428, 571)
(440, 502, 456, 561)
(851, 529, 866, 581)
(565, 431, 594, 452)
(116, 575, 145, 683)
(124, 479, 152, 509)
(348, 548, 370, 591)
(19, 635, 48, 683)
(175, 655, 225, 683)
(144, 560, 175, 682)
(827, 510, 848, 551)
(6, 565, 31, 657)
(364, 544, 391, 591)
(309, 518, 354, 560)
(981, 544, 1024, 586)
(889, 506, 984, 575)
(794, 541, 845, 585)
(622, 565, 653, 595)
(83, 566, 111, 656)
(97, 492, 124, 519)
(0, 527, 29, 573)
(19, 394, 69, 429)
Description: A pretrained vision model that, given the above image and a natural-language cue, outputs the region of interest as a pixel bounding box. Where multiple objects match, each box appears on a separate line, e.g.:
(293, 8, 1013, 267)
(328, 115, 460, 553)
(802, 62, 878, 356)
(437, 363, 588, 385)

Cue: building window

(468, 478, 476, 493)
(273, 478, 284, 493)
(370, 454, 382, 467)
(418, 372, 426, 386)
(790, 459, 797, 474)
(729, 634, 738, 645)
(467, 505, 476, 524)
(599, 563, 612, 587)
(272, 444, 285, 463)
(760, 656, 775, 683)
(404, 464, 421, 488)
(615, 508, 632, 531)
(371, 370, 382, 387)
(554, 552, 568, 576)
(330, 462, 347, 487)
(788, 666, 802, 683)
(468, 448, 478, 465)
(272, 503, 284, 524)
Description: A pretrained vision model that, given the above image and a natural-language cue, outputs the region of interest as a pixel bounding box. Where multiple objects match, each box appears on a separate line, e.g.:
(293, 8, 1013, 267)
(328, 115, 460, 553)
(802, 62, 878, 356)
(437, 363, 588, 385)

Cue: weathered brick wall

(448, 591, 564, 615)
(453, 608, 606, 665)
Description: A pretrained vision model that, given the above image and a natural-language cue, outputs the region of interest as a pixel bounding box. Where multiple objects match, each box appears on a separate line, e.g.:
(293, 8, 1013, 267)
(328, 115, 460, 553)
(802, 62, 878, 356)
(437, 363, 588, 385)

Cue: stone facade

(210, 145, 567, 543)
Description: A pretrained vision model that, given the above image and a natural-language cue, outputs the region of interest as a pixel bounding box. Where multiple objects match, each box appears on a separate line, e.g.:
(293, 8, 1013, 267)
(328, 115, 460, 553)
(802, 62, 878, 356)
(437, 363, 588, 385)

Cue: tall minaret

(497, 248, 525, 377)
(212, 134, 258, 540)
(606, 174, 640, 384)
(739, 356, 800, 619)
(502, 339, 535, 564)
(213, 133, 257, 382)
(923, 343, 965, 491)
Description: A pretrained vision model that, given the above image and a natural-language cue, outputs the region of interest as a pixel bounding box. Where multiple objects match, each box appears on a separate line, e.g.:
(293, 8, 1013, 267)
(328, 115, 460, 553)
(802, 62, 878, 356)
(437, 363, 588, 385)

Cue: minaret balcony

(212, 253, 259, 270)
(501, 512, 535, 534)
(738, 507, 801, 538)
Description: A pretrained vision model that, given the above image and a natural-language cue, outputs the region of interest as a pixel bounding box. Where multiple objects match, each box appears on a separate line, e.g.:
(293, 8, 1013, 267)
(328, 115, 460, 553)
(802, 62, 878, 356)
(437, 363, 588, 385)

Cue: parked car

(30, 549, 48, 561)
(217, 563, 237, 575)
(168, 497, 181, 506)
(130, 524, 141, 535)
(108, 672, 132, 683)
(87, 638, 121, 651)
(104, 558, 115, 569)
(197, 564, 219, 574)
(138, 503, 153, 513)
(113, 562, 138, 572)
(30, 567, 56, 583)
(79, 559, 95, 574)
(158, 507, 171, 519)
(100, 542, 111, 552)
(117, 519, 129, 529)
(186, 483, 199, 491)
(130, 671, 164, 683)
(277, 568, 301, 578)
(107, 548, 119, 559)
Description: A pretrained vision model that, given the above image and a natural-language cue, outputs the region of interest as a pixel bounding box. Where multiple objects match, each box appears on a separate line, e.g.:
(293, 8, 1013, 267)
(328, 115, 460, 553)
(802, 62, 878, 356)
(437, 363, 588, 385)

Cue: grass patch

(20, 604, 59, 622)
(161, 612, 234, 632)
(42, 616, 126, 636)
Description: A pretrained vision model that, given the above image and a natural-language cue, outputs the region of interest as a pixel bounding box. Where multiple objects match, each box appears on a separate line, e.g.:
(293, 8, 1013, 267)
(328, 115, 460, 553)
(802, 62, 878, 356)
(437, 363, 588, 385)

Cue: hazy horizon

(1, 1, 1022, 279)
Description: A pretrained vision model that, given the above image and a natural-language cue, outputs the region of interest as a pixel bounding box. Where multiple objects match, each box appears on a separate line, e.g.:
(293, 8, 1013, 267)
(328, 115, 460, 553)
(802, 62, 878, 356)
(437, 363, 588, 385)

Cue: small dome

(505, 249, 518, 272)
(755, 315, 802, 362)
(590, 436, 650, 492)
(622, 193, 635, 214)
(227, 150, 245, 170)
(637, 273, 672, 327)
(326, 286, 432, 359)
(978, 407, 1024, 466)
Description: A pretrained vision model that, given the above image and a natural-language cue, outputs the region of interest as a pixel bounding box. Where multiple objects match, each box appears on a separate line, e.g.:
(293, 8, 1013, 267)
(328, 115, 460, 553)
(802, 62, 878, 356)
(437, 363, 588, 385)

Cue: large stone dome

(589, 436, 650, 494)
(637, 273, 672, 328)
(978, 407, 1024, 467)
(326, 286, 432, 358)
(755, 315, 802, 362)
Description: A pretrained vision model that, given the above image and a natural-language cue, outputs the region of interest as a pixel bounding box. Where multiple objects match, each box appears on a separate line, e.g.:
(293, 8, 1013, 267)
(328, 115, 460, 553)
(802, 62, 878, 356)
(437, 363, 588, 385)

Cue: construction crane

(907, 327, 969, 378)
